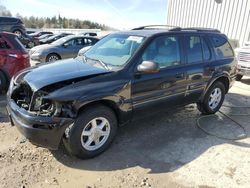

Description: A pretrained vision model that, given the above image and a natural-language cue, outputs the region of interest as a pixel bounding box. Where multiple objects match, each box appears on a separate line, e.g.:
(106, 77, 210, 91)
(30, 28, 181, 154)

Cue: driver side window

(142, 36, 181, 69)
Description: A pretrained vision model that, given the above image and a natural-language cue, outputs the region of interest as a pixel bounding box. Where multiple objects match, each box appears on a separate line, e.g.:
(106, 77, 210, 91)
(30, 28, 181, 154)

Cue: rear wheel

(13, 29, 22, 36)
(0, 72, 7, 93)
(46, 53, 60, 62)
(63, 105, 118, 159)
(236, 74, 243, 81)
(197, 81, 225, 115)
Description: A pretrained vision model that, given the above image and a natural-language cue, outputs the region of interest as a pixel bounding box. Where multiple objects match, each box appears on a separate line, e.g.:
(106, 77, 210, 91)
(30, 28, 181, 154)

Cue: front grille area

(238, 52, 250, 62)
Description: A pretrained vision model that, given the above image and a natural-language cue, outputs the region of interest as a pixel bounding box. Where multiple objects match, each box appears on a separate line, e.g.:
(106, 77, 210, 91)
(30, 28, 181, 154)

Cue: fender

(199, 71, 230, 101)
(44, 79, 132, 124)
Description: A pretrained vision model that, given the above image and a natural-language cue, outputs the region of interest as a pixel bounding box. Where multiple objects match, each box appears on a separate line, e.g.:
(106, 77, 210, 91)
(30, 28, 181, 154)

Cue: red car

(0, 32, 30, 92)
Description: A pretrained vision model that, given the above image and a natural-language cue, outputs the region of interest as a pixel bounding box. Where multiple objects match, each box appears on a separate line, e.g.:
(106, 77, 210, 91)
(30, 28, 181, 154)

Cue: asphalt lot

(0, 78, 250, 188)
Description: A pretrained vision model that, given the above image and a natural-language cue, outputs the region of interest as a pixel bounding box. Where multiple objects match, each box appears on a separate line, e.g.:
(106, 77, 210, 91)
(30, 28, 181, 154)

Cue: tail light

(8, 53, 29, 59)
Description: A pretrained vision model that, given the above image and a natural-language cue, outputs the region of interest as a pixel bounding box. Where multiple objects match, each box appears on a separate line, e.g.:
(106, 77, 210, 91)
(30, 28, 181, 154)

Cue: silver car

(30, 35, 99, 63)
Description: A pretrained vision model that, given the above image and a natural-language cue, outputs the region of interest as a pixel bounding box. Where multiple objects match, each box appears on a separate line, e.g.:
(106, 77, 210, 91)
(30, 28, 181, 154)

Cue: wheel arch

(76, 99, 122, 125)
(200, 75, 230, 102)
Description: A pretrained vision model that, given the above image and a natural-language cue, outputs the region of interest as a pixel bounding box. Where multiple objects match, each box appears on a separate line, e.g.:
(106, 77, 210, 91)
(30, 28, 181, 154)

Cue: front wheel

(46, 53, 60, 62)
(197, 81, 226, 115)
(63, 105, 118, 159)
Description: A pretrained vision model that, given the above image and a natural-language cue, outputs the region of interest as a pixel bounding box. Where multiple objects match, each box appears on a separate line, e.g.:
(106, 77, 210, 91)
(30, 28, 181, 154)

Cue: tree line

(0, 5, 112, 30)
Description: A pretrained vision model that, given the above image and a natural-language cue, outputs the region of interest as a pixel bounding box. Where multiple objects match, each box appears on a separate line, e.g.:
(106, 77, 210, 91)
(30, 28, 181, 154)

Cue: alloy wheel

(208, 88, 222, 110)
(81, 117, 111, 151)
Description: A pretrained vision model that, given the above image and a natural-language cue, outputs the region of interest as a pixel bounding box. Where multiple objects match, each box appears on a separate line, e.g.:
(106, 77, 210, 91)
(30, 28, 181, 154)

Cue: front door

(131, 35, 188, 119)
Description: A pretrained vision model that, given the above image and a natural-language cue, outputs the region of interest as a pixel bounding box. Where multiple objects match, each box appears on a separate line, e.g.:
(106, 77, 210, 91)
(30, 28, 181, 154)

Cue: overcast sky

(1, 0, 167, 29)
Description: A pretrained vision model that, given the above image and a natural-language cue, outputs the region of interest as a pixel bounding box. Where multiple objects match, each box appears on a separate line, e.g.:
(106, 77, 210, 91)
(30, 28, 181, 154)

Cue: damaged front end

(6, 79, 75, 150)
(11, 81, 75, 118)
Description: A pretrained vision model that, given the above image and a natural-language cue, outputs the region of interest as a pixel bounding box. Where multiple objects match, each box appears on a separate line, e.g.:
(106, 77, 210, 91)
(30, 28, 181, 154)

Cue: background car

(235, 43, 250, 81)
(0, 32, 30, 92)
(29, 31, 53, 38)
(30, 35, 99, 63)
(39, 33, 73, 44)
(38, 33, 53, 40)
(17, 33, 39, 48)
(78, 32, 97, 37)
(77, 45, 92, 56)
(0, 16, 26, 36)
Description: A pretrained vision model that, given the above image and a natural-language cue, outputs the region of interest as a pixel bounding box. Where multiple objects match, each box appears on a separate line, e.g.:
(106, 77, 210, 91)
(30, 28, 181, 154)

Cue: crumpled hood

(16, 58, 111, 91)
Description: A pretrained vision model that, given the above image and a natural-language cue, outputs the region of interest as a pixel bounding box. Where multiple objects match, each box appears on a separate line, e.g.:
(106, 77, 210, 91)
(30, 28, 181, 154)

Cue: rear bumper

(6, 99, 74, 150)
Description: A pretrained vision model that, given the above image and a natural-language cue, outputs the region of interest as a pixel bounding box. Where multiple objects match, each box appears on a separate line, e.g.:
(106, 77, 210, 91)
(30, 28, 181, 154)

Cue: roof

(114, 26, 223, 38)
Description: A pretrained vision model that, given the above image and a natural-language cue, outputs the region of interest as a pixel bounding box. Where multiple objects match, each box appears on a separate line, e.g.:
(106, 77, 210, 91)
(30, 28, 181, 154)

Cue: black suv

(0, 16, 26, 36)
(7, 26, 237, 159)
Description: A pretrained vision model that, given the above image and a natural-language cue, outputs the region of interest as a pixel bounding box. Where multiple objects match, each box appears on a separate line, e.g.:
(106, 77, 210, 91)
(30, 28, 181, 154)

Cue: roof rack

(132, 25, 179, 30)
(179, 27, 221, 33)
(132, 25, 221, 33)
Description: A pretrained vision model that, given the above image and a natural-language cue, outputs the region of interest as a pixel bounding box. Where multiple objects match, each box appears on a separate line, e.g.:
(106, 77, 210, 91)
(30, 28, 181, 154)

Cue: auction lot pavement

(1, 78, 250, 188)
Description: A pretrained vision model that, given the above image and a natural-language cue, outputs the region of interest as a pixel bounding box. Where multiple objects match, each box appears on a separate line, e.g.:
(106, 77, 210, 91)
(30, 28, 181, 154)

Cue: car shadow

(0, 94, 8, 123)
(240, 77, 250, 85)
(51, 92, 250, 174)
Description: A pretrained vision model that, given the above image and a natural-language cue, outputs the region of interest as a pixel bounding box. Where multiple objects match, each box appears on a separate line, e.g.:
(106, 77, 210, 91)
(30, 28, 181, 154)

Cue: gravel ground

(0, 78, 250, 188)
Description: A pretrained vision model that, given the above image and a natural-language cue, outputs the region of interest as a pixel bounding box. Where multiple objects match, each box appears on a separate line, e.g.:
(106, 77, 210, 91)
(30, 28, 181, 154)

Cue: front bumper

(6, 99, 74, 150)
(30, 54, 46, 63)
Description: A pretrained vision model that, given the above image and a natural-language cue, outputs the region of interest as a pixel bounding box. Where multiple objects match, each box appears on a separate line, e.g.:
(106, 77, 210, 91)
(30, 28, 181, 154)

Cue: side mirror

(137, 61, 159, 73)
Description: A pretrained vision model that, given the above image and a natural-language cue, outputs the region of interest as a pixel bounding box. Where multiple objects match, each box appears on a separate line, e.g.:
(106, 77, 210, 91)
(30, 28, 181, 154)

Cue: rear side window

(0, 39, 10, 49)
(0, 17, 18, 23)
(201, 37, 211, 61)
(186, 36, 203, 64)
(8, 36, 26, 51)
(211, 36, 234, 59)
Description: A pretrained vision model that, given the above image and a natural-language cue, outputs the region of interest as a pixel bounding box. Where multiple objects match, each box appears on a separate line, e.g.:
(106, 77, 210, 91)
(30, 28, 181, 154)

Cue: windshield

(84, 34, 145, 68)
(51, 35, 72, 45)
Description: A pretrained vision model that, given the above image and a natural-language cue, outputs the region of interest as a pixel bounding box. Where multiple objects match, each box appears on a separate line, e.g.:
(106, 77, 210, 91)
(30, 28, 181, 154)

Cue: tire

(236, 74, 243, 81)
(63, 105, 118, 159)
(0, 72, 7, 93)
(13, 29, 22, 36)
(46, 53, 60, 62)
(197, 81, 226, 115)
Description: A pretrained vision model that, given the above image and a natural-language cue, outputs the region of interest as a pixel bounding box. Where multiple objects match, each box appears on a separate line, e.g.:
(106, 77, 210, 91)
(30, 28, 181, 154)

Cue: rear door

(131, 34, 188, 118)
(0, 36, 11, 74)
(183, 34, 214, 103)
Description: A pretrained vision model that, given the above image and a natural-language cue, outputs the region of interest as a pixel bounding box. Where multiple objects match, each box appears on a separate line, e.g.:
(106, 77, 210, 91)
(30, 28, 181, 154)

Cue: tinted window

(84, 38, 97, 45)
(212, 36, 234, 59)
(142, 36, 181, 69)
(0, 39, 10, 49)
(201, 37, 211, 61)
(186, 36, 203, 64)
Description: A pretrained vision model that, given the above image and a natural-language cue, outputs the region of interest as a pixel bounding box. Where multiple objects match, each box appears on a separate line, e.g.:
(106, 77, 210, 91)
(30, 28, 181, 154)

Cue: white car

(235, 41, 250, 81)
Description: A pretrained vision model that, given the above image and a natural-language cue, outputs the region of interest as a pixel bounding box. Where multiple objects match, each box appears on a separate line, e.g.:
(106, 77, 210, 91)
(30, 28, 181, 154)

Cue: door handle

(175, 73, 184, 79)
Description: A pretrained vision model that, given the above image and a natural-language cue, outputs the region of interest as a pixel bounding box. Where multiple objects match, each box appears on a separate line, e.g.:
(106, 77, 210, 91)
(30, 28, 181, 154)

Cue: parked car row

(30, 35, 99, 63)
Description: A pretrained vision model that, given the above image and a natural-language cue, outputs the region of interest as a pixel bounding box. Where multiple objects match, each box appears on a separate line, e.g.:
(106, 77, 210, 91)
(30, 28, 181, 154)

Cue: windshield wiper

(83, 55, 109, 70)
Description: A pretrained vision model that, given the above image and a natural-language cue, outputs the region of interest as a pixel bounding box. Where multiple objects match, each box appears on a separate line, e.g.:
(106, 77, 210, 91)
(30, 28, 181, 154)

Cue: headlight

(31, 52, 42, 57)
